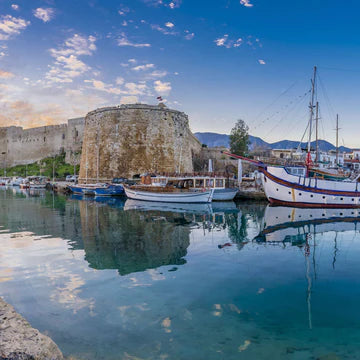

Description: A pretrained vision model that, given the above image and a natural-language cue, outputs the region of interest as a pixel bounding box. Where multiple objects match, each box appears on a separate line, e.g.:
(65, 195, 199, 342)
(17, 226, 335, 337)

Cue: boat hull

(261, 166, 360, 208)
(93, 184, 124, 196)
(213, 188, 238, 201)
(124, 187, 214, 203)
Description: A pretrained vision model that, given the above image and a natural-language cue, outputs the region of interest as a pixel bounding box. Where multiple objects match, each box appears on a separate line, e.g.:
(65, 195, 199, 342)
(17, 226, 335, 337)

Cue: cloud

(144, 0, 181, 9)
(33, 8, 55, 23)
(124, 82, 147, 95)
(46, 34, 96, 83)
(118, 7, 130, 15)
(214, 34, 243, 48)
(240, 0, 253, 7)
(11, 4, 19, 11)
(165, 22, 174, 28)
(258, 59, 266, 65)
(121, 96, 138, 104)
(154, 80, 171, 96)
(128, 58, 137, 63)
(151, 24, 177, 35)
(147, 70, 167, 79)
(116, 76, 125, 85)
(132, 64, 155, 71)
(0, 70, 15, 78)
(184, 31, 195, 40)
(0, 15, 30, 41)
(117, 32, 151, 47)
(84, 79, 122, 95)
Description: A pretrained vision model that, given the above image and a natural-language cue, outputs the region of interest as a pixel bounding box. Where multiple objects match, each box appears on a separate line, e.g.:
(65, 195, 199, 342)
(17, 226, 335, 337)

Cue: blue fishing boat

(93, 184, 124, 196)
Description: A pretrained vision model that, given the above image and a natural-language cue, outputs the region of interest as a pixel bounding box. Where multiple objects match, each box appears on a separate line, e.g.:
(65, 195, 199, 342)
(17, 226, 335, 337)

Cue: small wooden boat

(124, 185, 214, 203)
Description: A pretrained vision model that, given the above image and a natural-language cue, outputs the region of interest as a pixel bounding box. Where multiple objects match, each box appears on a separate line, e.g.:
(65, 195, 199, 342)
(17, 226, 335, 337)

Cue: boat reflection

(256, 206, 360, 244)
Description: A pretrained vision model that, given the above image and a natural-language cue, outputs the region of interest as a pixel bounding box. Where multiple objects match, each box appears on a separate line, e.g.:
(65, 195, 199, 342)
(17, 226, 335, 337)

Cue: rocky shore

(0, 297, 63, 360)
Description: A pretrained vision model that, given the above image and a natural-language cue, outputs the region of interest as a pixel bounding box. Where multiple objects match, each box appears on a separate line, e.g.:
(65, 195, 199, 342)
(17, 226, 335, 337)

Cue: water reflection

(256, 206, 360, 244)
(4, 188, 360, 359)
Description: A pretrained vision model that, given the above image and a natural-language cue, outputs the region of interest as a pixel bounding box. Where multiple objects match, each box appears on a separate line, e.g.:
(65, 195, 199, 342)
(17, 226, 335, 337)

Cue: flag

(157, 96, 163, 101)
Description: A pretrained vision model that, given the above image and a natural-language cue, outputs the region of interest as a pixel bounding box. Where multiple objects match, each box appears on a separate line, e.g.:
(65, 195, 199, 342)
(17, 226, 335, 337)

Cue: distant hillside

(194, 132, 351, 153)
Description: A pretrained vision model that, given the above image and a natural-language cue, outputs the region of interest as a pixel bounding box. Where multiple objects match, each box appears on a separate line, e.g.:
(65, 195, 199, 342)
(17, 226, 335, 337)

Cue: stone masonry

(79, 103, 202, 182)
(0, 118, 84, 168)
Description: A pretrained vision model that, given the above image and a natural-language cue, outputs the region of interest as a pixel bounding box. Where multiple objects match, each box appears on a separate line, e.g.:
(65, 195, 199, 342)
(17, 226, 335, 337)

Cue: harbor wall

(79, 104, 202, 181)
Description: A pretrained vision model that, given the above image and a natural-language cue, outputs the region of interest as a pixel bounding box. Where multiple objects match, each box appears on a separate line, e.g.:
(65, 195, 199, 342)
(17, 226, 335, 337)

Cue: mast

(306, 66, 317, 166)
(335, 114, 340, 165)
(315, 101, 319, 164)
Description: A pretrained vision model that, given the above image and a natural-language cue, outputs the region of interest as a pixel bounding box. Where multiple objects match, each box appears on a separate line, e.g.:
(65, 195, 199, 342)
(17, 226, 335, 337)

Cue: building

(0, 118, 84, 168)
(79, 103, 202, 182)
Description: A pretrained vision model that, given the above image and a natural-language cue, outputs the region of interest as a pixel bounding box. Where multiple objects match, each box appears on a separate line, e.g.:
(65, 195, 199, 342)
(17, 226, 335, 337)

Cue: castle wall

(0, 118, 85, 168)
(79, 104, 202, 182)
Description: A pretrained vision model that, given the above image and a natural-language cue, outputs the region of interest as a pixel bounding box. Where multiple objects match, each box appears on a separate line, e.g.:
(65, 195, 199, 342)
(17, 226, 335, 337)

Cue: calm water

(1, 188, 360, 359)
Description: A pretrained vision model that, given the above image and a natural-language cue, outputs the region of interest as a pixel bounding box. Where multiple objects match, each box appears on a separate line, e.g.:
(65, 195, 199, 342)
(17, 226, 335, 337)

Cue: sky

(1, 0, 360, 147)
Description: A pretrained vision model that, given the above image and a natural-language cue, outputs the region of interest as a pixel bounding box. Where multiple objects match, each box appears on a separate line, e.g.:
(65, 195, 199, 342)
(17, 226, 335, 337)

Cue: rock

(0, 297, 63, 360)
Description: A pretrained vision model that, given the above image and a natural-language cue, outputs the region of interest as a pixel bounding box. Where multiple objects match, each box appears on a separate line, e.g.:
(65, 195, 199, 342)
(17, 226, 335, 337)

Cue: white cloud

(125, 82, 147, 95)
(84, 79, 122, 95)
(165, 22, 174, 28)
(132, 63, 155, 71)
(154, 80, 171, 96)
(117, 33, 151, 47)
(122, 20, 128, 26)
(258, 59, 266, 65)
(0, 15, 30, 41)
(118, 7, 130, 15)
(0, 70, 14, 78)
(147, 70, 167, 79)
(121, 96, 138, 104)
(144, 0, 181, 9)
(214, 34, 243, 48)
(46, 34, 96, 83)
(116, 77, 125, 85)
(33, 8, 55, 23)
(184, 31, 194, 40)
(151, 24, 177, 35)
(240, 0, 253, 7)
(128, 58, 137, 64)
(11, 4, 19, 11)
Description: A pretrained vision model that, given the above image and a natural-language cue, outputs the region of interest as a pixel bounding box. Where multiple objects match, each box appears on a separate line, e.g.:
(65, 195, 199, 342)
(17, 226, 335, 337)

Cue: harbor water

(1, 187, 360, 359)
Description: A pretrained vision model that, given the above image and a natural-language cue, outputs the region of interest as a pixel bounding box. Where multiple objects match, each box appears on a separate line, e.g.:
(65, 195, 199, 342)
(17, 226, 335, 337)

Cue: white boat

(261, 165, 360, 208)
(20, 176, 48, 189)
(124, 186, 214, 203)
(9, 177, 24, 186)
(142, 175, 238, 201)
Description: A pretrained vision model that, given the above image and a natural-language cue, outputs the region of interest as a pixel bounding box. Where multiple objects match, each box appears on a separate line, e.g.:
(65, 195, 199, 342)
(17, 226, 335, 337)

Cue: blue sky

(1, 0, 360, 147)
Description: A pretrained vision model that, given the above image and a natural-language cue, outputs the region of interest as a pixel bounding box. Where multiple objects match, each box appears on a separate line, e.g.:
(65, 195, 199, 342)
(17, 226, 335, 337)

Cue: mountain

(194, 132, 351, 153)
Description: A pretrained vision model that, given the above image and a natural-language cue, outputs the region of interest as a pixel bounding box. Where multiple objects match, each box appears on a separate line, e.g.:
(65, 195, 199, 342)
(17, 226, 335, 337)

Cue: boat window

(215, 179, 223, 188)
(195, 179, 204, 187)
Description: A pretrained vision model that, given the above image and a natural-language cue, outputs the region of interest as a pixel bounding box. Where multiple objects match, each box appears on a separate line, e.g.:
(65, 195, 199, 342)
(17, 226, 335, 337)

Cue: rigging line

(269, 92, 309, 136)
(317, 72, 336, 128)
(252, 81, 298, 126)
(254, 89, 311, 132)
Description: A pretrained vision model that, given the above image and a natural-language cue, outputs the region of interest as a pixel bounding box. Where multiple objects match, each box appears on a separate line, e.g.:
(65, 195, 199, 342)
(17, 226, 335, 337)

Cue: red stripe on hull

(268, 197, 360, 208)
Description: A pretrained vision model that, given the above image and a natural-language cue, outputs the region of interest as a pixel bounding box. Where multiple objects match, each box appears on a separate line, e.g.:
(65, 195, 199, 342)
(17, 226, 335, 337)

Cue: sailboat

(223, 67, 360, 208)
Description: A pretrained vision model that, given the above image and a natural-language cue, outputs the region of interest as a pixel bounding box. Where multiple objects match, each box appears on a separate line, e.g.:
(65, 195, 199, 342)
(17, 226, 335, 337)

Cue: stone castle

(0, 103, 206, 179)
(0, 117, 85, 168)
(79, 103, 202, 182)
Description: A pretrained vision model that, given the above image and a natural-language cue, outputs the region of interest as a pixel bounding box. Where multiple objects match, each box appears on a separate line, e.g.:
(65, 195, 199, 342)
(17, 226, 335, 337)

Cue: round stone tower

(79, 103, 201, 182)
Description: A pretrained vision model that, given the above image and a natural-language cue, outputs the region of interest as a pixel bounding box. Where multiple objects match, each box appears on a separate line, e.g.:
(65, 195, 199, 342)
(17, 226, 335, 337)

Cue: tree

(229, 119, 249, 156)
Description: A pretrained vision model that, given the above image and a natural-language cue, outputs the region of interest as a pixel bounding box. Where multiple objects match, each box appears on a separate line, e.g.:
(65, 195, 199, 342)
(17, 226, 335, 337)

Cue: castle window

(44, 137, 46, 142)
(62, 133, 65, 139)
(76, 130, 79, 137)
